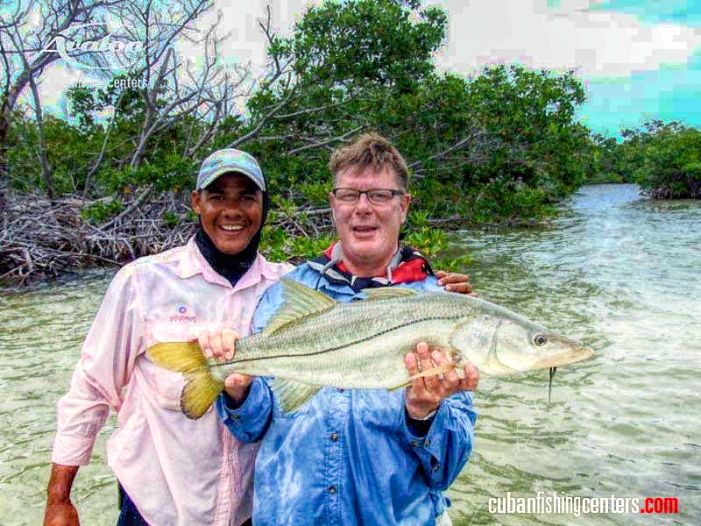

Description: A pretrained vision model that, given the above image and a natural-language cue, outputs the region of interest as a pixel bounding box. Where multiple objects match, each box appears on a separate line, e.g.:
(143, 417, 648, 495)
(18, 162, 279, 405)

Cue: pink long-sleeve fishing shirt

(51, 238, 293, 525)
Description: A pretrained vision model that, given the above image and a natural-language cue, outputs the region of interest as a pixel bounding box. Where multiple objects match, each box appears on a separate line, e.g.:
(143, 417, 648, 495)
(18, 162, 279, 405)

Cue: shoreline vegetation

(590, 121, 701, 199)
(0, 184, 496, 286)
(1, 0, 699, 286)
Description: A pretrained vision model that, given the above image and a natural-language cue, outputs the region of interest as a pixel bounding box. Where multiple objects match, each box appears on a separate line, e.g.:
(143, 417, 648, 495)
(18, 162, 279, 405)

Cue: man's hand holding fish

(405, 342, 480, 419)
(196, 328, 252, 404)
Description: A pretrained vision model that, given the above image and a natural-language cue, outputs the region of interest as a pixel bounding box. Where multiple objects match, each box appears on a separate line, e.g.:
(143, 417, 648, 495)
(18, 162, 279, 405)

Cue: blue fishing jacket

(216, 263, 477, 526)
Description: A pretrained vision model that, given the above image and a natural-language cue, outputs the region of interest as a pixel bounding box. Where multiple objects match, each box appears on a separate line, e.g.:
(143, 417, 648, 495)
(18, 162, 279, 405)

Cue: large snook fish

(148, 279, 594, 419)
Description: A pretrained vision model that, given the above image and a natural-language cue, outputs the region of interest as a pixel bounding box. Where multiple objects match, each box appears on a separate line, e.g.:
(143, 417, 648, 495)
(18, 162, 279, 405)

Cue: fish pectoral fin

(388, 379, 412, 391)
(387, 362, 456, 391)
(407, 362, 456, 382)
(360, 287, 417, 301)
(270, 378, 322, 413)
(264, 279, 336, 335)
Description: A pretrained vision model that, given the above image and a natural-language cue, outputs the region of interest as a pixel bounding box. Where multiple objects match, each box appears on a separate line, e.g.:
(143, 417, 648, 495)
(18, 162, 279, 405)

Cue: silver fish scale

(226, 292, 478, 388)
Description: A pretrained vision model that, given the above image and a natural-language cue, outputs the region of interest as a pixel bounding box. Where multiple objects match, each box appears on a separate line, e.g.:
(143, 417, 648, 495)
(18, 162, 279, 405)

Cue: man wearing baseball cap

(44, 147, 473, 525)
(45, 149, 293, 526)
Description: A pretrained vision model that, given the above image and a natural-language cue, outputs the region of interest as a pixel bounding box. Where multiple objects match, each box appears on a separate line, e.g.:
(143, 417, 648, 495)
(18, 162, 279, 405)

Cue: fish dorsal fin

(264, 279, 336, 335)
(361, 287, 417, 301)
(270, 378, 322, 413)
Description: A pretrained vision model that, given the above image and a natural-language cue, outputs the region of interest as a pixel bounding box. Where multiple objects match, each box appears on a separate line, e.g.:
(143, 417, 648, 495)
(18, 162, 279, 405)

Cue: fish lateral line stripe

(233, 315, 462, 364)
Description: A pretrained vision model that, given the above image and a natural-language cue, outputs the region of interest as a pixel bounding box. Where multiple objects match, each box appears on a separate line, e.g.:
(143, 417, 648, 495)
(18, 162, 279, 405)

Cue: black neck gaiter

(194, 191, 270, 287)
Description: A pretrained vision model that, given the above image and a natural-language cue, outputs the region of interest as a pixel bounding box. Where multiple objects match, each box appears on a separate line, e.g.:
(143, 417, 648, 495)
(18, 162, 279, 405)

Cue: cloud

(200, 0, 700, 80)
(431, 0, 701, 76)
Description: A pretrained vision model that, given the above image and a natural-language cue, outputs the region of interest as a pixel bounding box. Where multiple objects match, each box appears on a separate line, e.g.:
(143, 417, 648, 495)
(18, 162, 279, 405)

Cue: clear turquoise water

(0, 184, 698, 525)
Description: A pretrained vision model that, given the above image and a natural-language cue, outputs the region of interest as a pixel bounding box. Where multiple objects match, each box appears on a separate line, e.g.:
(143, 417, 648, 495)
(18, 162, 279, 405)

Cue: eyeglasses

(332, 188, 405, 205)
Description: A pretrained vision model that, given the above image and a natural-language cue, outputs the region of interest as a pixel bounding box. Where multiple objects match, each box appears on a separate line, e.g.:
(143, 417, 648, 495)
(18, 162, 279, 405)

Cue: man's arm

(44, 465, 79, 525)
(45, 267, 143, 524)
(216, 377, 274, 443)
(402, 342, 479, 490)
(402, 390, 477, 490)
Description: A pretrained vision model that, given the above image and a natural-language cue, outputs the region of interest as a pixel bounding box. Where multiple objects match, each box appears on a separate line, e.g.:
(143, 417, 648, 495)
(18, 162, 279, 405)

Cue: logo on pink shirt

(170, 305, 197, 323)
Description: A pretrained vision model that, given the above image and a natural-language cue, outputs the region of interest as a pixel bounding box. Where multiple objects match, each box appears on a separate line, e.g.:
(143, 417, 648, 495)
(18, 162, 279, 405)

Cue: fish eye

(533, 334, 548, 346)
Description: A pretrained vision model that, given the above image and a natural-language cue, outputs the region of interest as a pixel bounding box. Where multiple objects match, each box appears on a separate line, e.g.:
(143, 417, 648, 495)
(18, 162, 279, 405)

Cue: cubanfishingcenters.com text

(489, 492, 679, 517)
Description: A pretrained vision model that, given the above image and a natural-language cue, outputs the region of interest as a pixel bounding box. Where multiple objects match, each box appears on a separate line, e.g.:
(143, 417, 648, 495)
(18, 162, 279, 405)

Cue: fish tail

(181, 369, 225, 419)
(147, 342, 224, 419)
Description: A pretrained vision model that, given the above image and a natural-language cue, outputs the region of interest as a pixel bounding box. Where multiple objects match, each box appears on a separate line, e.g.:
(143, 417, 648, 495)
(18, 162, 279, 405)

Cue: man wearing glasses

(212, 133, 479, 525)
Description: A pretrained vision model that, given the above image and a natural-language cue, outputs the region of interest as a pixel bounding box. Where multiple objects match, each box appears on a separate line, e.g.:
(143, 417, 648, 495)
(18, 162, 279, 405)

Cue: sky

(429, 0, 701, 135)
(37, 0, 701, 137)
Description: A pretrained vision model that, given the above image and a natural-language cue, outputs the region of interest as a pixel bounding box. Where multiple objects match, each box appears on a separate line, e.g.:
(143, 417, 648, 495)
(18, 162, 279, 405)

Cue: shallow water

(446, 184, 700, 525)
(0, 272, 119, 524)
(0, 184, 698, 524)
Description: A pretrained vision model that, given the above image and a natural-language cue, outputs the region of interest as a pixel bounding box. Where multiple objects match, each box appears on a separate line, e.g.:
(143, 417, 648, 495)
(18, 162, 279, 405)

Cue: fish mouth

(532, 346, 595, 370)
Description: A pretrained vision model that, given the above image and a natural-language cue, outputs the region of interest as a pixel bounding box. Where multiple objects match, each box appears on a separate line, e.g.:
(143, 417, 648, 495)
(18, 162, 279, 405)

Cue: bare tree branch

(226, 87, 295, 149)
(98, 183, 153, 230)
(286, 125, 366, 156)
(114, 0, 252, 170)
(408, 129, 496, 178)
(83, 88, 127, 196)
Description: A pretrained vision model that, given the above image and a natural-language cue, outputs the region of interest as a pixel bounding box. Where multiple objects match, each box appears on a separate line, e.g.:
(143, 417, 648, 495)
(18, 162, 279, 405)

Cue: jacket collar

(309, 241, 433, 292)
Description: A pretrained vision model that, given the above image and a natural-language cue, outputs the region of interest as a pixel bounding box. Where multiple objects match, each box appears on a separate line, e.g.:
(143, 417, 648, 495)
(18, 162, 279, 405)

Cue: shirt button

(328, 485, 337, 494)
(330, 432, 339, 442)
(424, 439, 431, 447)
(410, 440, 419, 448)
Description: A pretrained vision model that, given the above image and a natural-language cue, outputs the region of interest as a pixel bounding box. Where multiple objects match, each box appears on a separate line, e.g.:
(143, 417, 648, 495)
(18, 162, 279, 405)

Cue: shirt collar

(177, 237, 205, 279)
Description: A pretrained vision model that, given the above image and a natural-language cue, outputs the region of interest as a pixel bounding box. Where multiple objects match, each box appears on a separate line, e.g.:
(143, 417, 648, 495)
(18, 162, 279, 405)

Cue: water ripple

(448, 185, 701, 525)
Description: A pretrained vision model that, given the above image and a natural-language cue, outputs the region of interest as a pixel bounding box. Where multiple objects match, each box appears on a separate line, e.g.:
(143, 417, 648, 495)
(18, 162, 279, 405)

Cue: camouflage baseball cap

(196, 149, 266, 192)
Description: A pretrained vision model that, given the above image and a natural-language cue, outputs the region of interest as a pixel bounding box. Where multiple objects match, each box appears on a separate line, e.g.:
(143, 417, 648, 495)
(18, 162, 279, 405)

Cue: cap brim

(197, 168, 266, 192)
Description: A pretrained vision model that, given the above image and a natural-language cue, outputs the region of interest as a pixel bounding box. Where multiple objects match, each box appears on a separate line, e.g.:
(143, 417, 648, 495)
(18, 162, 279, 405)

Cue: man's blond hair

(328, 133, 409, 190)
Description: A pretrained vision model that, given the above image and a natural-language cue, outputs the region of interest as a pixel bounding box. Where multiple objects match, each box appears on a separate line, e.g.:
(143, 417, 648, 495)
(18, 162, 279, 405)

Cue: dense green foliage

(585, 121, 701, 198)
(5, 0, 697, 270)
(220, 0, 592, 224)
(625, 122, 701, 198)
